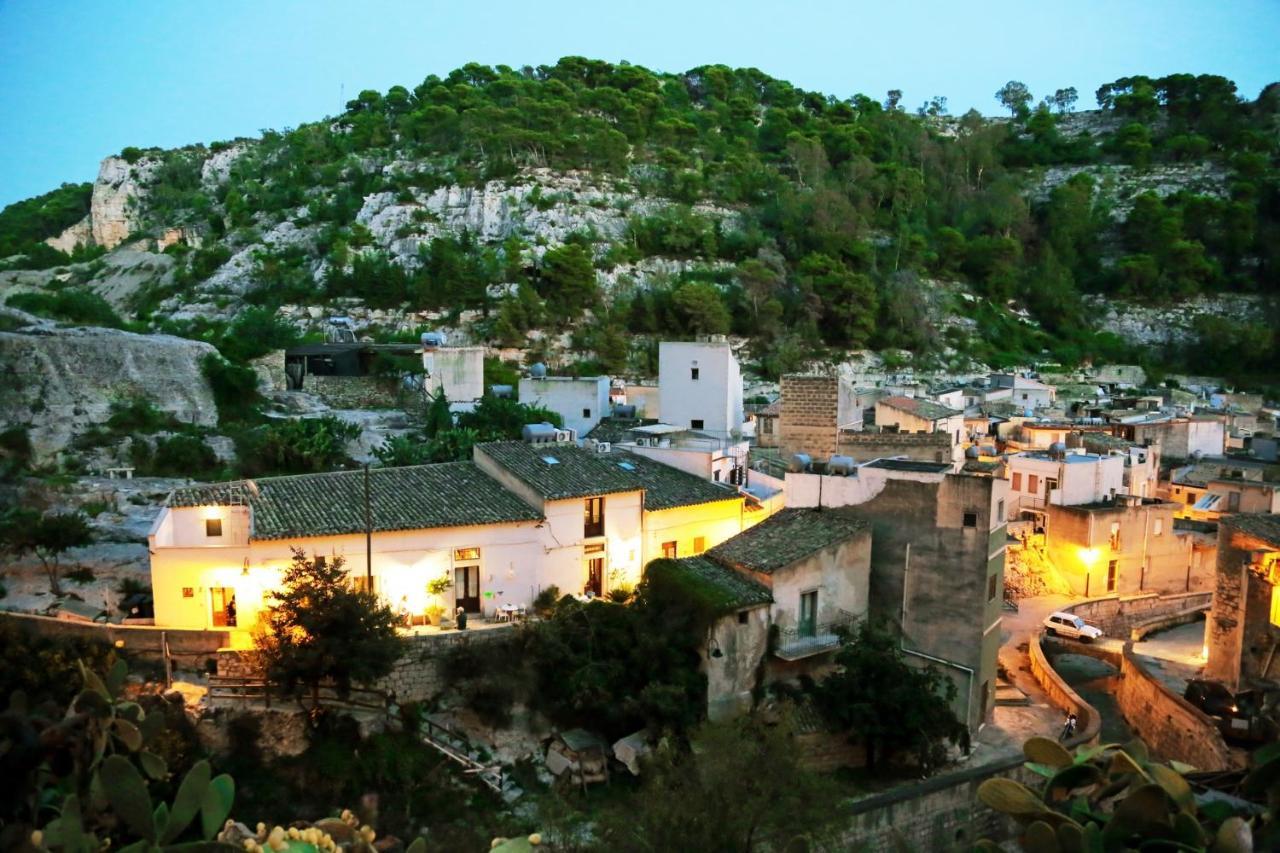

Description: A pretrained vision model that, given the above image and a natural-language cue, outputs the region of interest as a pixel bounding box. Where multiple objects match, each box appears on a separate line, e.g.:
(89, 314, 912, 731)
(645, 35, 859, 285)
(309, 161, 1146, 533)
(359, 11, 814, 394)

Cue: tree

(796, 253, 878, 348)
(670, 281, 731, 335)
(811, 620, 968, 771)
(255, 549, 403, 718)
(537, 243, 599, 322)
(598, 714, 842, 850)
(0, 509, 94, 596)
(1050, 87, 1078, 114)
(995, 81, 1033, 118)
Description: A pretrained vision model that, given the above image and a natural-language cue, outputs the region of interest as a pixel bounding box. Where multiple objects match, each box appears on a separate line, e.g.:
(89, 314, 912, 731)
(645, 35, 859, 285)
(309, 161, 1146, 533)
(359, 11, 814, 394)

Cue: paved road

(1132, 618, 1207, 696)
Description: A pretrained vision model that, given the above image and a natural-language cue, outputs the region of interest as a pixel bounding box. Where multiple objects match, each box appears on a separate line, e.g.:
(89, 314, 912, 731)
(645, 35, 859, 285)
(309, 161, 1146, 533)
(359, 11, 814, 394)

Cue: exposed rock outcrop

(45, 215, 93, 253)
(0, 325, 219, 457)
(90, 156, 155, 250)
(1086, 293, 1266, 347)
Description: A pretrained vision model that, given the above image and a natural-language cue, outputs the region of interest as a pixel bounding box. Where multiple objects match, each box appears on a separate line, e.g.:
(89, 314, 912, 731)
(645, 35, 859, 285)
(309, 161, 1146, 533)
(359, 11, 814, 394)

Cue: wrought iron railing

(775, 609, 857, 659)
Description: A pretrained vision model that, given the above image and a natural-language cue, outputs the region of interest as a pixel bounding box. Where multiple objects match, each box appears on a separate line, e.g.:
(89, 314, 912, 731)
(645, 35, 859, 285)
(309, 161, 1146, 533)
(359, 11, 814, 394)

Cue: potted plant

(426, 575, 453, 626)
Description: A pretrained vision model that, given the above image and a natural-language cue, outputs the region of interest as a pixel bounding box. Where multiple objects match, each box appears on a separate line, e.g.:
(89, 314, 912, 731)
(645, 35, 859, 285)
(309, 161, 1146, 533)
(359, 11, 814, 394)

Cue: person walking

(1059, 712, 1078, 742)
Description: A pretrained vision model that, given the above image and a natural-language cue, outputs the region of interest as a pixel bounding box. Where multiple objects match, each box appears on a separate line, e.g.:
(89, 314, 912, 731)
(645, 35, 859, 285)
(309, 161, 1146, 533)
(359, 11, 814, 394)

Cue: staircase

(418, 712, 524, 802)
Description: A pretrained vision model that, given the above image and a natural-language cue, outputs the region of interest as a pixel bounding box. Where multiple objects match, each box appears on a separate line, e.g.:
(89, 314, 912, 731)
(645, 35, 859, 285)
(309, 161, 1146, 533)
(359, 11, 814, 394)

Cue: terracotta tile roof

(655, 556, 773, 613)
(477, 441, 741, 511)
(168, 462, 541, 540)
(1223, 513, 1280, 547)
(708, 507, 868, 575)
(879, 395, 961, 422)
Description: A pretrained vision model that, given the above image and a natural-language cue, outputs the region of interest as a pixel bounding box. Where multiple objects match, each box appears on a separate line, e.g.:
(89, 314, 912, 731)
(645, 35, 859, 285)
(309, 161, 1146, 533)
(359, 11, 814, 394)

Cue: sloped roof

(477, 441, 741, 511)
(1222, 513, 1280, 548)
(878, 395, 961, 422)
(708, 507, 868, 575)
(168, 462, 541, 541)
(656, 556, 772, 613)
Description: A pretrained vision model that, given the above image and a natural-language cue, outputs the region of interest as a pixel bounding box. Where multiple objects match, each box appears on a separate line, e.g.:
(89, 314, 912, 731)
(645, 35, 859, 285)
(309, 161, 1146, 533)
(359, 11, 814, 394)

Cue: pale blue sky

(1, 0, 1277, 207)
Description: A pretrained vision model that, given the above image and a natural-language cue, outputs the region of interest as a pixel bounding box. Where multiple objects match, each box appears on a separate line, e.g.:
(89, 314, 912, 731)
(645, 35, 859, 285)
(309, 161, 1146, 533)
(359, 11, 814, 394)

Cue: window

(1012, 472, 1022, 491)
(1185, 492, 1195, 504)
(582, 408, 591, 418)
(691, 419, 704, 430)
(963, 511, 978, 528)
(713, 470, 721, 482)
(205, 518, 223, 537)
(1153, 518, 1163, 536)
(738, 611, 749, 625)
(997, 499, 1005, 520)
(1106, 560, 1118, 592)
(1109, 522, 1121, 551)
(353, 575, 376, 595)
(584, 497, 605, 538)
(1228, 492, 1240, 512)
(314, 555, 326, 568)
(1021, 393, 1028, 401)
(662, 541, 678, 558)
(1029, 474, 1039, 494)
(694, 536, 706, 554)
(182, 587, 194, 598)
(1271, 586, 1280, 627)
(691, 367, 700, 380)
(987, 573, 998, 602)
(799, 590, 818, 637)
(454, 547, 480, 561)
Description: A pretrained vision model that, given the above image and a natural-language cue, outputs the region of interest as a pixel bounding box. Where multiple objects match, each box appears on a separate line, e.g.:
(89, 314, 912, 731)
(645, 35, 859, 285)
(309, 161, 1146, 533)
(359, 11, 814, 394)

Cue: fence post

(162, 632, 172, 688)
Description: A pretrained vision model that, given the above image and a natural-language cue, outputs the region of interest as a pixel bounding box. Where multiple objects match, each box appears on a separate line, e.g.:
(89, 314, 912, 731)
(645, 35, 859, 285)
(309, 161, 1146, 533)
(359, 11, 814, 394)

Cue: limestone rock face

(0, 326, 219, 457)
(200, 143, 249, 188)
(1086, 293, 1266, 347)
(45, 215, 93, 253)
(91, 156, 154, 250)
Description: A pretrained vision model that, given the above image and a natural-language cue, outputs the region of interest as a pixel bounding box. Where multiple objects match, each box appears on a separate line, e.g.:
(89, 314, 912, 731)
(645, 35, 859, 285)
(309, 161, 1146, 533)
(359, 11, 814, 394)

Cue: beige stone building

(1204, 514, 1280, 690)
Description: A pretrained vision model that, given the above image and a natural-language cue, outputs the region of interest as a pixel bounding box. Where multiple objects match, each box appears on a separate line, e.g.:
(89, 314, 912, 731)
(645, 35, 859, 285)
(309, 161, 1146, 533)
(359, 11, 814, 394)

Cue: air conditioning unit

(595, 442, 612, 453)
(555, 429, 576, 443)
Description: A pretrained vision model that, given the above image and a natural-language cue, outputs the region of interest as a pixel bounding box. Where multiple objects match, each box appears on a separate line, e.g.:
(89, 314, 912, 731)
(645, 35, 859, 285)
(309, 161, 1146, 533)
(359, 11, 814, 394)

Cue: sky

(1, 0, 1278, 208)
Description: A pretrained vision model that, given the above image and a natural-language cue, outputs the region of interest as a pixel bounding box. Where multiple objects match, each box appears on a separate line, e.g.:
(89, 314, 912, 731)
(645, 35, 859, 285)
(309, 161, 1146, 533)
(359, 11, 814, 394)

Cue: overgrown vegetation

(0, 182, 103, 270)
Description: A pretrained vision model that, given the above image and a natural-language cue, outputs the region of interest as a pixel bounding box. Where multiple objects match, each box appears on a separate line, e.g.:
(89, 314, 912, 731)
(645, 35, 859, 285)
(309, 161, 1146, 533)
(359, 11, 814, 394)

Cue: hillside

(1, 61, 1278, 385)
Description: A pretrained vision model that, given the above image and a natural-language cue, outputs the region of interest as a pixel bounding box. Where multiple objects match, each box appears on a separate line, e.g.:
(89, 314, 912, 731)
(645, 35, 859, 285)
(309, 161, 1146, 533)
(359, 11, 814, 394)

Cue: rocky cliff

(0, 318, 219, 457)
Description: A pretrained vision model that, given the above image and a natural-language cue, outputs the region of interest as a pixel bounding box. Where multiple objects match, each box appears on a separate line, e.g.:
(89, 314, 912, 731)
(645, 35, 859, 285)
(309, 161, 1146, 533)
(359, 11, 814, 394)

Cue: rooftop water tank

(529, 362, 548, 379)
(490, 385, 513, 399)
(612, 404, 637, 419)
(828, 455, 856, 475)
(522, 422, 559, 444)
(965, 445, 980, 459)
(788, 453, 812, 473)
(420, 331, 446, 348)
(1049, 441, 1068, 459)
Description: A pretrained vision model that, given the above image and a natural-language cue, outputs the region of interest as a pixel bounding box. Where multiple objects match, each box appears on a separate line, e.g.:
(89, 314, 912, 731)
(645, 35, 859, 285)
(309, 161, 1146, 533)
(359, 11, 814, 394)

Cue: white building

(1006, 448, 1126, 521)
(423, 346, 485, 407)
(873, 395, 966, 465)
(658, 340, 744, 439)
(518, 375, 611, 437)
(149, 441, 748, 638)
(990, 374, 1058, 411)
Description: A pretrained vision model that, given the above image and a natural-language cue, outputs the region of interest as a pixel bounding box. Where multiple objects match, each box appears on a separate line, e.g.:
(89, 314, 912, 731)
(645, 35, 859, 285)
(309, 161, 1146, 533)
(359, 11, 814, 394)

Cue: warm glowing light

(1201, 644, 1209, 659)
(1078, 547, 1100, 567)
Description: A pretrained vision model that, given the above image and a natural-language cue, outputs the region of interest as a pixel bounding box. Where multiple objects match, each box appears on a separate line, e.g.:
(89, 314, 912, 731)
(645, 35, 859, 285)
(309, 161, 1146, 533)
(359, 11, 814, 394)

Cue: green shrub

(201, 353, 261, 424)
(6, 288, 125, 327)
(235, 415, 359, 477)
(105, 396, 177, 433)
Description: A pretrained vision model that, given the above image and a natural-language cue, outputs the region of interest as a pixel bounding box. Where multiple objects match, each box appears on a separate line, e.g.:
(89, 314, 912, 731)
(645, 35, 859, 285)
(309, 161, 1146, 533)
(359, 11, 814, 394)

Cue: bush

(105, 396, 177, 433)
(6, 288, 125, 327)
(64, 565, 96, 584)
(151, 433, 220, 477)
(201, 353, 261, 424)
(235, 415, 359, 477)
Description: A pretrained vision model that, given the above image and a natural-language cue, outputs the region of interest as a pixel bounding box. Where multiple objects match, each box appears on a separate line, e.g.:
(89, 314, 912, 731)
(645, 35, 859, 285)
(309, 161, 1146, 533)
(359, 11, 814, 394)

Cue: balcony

(774, 609, 857, 661)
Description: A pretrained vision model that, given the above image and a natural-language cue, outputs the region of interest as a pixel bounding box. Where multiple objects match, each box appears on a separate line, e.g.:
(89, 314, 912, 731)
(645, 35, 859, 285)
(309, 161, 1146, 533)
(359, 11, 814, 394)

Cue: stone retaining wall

(303, 375, 408, 410)
(1029, 634, 1104, 748)
(835, 758, 1038, 851)
(215, 624, 517, 703)
(0, 612, 229, 664)
(1114, 642, 1237, 771)
(1069, 592, 1212, 637)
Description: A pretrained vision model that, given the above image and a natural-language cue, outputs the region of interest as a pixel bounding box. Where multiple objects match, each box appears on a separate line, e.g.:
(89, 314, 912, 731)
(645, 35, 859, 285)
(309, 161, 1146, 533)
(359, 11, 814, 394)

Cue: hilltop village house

(148, 441, 749, 639)
(665, 508, 871, 720)
(1204, 514, 1280, 691)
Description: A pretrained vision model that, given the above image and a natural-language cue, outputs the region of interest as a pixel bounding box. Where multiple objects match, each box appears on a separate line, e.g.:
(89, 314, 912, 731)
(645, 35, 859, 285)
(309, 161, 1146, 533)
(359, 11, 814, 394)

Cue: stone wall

(216, 624, 517, 704)
(1068, 591, 1212, 637)
(1205, 518, 1280, 690)
(838, 431, 952, 464)
(301, 375, 409, 409)
(779, 374, 839, 459)
(0, 612, 229, 665)
(1030, 634, 1105, 747)
(834, 758, 1038, 851)
(1115, 643, 1237, 771)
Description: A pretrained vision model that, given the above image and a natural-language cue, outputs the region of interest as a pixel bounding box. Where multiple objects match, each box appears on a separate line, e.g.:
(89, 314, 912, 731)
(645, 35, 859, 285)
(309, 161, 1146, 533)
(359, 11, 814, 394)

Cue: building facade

(518, 375, 611, 438)
(1204, 514, 1280, 690)
(658, 339, 744, 439)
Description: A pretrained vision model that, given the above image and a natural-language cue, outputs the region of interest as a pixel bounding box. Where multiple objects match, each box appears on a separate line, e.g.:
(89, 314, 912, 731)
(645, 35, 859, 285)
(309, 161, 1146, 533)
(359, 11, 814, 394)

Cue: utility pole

(364, 464, 373, 590)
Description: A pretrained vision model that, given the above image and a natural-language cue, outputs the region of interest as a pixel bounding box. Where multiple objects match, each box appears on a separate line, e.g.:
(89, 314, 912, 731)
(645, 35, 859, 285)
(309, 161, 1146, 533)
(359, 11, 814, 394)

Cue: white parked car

(1043, 612, 1103, 642)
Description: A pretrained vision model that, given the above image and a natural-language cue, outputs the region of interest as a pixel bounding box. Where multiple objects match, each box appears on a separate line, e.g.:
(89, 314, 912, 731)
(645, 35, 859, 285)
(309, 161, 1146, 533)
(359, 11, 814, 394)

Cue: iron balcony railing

(775, 609, 857, 660)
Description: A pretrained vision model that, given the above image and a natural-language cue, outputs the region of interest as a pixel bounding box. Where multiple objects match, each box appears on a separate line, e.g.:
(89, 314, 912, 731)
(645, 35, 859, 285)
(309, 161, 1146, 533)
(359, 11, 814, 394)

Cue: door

(1106, 560, 1118, 593)
(799, 590, 818, 637)
(211, 587, 237, 628)
(454, 564, 481, 613)
(586, 556, 604, 597)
